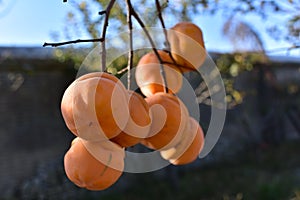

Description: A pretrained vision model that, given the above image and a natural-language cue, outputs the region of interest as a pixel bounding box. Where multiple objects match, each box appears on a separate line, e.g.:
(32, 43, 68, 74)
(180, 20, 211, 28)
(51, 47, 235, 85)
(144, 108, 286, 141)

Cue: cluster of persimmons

(61, 22, 207, 191)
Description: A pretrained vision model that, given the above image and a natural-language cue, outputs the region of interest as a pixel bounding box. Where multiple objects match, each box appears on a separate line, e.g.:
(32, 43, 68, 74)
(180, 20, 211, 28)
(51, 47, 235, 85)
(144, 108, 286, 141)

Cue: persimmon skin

(168, 22, 206, 72)
(111, 91, 152, 148)
(64, 137, 124, 191)
(141, 92, 189, 150)
(135, 50, 183, 97)
(160, 117, 205, 165)
(61, 72, 129, 141)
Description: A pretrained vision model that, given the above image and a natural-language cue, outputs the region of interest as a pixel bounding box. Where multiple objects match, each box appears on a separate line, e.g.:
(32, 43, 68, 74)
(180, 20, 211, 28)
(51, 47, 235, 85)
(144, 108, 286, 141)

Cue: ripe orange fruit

(135, 50, 183, 97)
(168, 22, 206, 71)
(160, 117, 205, 165)
(141, 92, 189, 150)
(64, 137, 125, 191)
(61, 72, 130, 141)
(111, 90, 152, 148)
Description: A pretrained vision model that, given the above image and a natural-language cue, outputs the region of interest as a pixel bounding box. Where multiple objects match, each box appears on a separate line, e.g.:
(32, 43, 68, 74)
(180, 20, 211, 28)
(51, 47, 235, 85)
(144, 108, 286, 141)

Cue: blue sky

(0, 0, 69, 46)
(0, 0, 298, 56)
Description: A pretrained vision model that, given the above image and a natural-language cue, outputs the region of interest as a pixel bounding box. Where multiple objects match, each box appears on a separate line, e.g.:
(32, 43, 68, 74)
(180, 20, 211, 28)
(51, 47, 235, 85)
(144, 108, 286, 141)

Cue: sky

(0, 0, 69, 46)
(0, 0, 299, 57)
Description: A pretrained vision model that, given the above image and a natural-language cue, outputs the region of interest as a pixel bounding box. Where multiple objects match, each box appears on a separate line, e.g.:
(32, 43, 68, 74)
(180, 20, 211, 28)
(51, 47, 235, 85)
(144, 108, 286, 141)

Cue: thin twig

(117, 67, 128, 75)
(161, 60, 194, 71)
(265, 44, 300, 54)
(195, 81, 208, 95)
(199, 98, 227, 110)
(98, 10, 106, 15)
(155, 0, 178, 67)
(128, 0, 168, 93)
(99, 0, 116, 71)
(155, 0, 169, 50)
(234, 45, 300, 55)
(196, 90, 210, 103)
(43, 38, 103, 47)
(126, 0, 134, 90)
(44, 0, 116, 72)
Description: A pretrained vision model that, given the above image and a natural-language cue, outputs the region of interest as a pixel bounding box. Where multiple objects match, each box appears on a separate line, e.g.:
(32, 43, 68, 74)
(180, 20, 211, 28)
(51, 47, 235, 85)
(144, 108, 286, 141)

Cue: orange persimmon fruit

(168, 22, 206, 72)
(135, 50, 183, 97)
(141, 92, 189, 150)
(160, 117, 205, 165)
(61, 72, 130, 141)
(64, 137, 125, 191)
(111, 90, 152, 148)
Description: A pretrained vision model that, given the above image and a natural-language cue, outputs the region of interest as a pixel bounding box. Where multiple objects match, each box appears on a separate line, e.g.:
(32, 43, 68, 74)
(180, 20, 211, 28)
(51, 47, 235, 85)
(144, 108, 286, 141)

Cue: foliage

(52, 0, 300, 109)
(56, 0, 300, 48)
(214, 52, 267, 108)
(54, 0, 300, 69)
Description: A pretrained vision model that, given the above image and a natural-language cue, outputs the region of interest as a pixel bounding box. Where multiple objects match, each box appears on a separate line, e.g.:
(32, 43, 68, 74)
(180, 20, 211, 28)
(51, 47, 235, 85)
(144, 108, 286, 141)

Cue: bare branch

(100, 0, 116, 71)
(126, 0, 134, 90)
(117, 67, 128, 75)
(233, 44, 300, 55)
(199, 98, 227, 110)
(128, 0, 169, 93)
(98, 10, 106, 15)
(197, 90, 211, 103)
(43, 38, 104, 47)
(195, 81, 208, 95)
(195, 80, 227, 110)
(161, 60, 194, 71)
(265, 44, 300, 54)
(44, 0, 116, 72)
(155, 0, 178, 67)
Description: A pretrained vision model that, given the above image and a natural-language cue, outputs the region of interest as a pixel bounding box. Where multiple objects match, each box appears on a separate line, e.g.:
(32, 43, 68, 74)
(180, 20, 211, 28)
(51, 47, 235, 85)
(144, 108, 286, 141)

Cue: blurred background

(0, 0, 300, 199)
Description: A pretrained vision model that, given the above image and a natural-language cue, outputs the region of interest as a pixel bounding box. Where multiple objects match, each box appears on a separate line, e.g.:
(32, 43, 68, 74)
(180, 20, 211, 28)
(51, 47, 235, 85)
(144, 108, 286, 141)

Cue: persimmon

(168, 22, 206, 71)
(160, 117, 205, 165)
(64, 137, 125, 191)
(135, 50, 183, 97)
(141, 92, 189, 150)
(61, 72, 130, 141)
(111, 90, 152, 148)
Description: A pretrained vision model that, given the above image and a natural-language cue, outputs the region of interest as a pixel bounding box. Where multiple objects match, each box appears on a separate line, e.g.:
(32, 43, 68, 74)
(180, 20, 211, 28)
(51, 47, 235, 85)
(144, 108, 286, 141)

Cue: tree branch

(126, 0, 134, 90)
(43, 38, 103, 47)
(265, 44, 300, 54)
(128, 0, 169, 93)
(155, 0, 178, 68)
(99, 0, 116, 71)
(155, 0, 169, 49)
(44, 0, 116, 72)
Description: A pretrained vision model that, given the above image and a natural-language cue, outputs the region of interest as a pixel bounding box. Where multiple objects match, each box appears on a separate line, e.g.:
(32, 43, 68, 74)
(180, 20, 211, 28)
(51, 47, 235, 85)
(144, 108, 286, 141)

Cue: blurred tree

(203, 0, 300, 47)
(56, 0, 300, 51)
(50, 0, 299, 108)
(52, 0, 300, 71)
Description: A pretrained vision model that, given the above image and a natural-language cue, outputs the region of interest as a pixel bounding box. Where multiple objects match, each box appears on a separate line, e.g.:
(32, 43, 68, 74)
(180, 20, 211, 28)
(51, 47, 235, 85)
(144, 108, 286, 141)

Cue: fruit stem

(155, 0, 178, 67)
